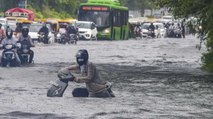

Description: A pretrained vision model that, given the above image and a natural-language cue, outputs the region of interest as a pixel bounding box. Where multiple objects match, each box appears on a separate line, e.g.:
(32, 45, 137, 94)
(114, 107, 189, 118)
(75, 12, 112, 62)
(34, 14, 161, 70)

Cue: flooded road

(0, 36, 213, 119)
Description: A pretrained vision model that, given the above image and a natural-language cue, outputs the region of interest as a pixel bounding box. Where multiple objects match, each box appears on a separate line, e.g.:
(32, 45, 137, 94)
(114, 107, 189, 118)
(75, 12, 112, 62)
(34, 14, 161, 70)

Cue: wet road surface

(0, 36, 213, 119)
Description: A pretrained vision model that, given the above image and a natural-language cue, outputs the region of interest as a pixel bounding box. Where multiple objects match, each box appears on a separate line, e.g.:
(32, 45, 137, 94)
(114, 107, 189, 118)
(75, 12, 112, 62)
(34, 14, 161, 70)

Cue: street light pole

(18, 0, 27, 9)
(25, 0, 27, 9)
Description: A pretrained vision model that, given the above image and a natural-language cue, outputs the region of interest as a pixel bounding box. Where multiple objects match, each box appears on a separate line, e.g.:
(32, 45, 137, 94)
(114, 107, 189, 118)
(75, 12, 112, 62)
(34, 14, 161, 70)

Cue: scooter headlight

(5, 45, 13, 49)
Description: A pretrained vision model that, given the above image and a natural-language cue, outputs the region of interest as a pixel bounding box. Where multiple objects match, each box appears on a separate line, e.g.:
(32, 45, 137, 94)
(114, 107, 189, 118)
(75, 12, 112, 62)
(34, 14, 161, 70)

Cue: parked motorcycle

(1, 44, 17, 67)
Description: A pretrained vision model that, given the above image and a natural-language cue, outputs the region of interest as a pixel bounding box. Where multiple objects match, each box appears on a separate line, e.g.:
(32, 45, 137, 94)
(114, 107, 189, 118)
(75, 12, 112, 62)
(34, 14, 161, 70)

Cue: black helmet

(22, 27, 29, 37)
(6, 28, 13, 39)
(76, 49, 89, 66)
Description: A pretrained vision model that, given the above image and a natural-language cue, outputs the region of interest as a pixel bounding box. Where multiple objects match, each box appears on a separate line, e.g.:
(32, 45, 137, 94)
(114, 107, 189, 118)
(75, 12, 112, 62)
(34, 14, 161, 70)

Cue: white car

(153, 22, 166, 38)
(159, 15, 174, 24)
(75, 21, 98, 40)
(0, 18, 7, 26)
(141, 22, 166, 38)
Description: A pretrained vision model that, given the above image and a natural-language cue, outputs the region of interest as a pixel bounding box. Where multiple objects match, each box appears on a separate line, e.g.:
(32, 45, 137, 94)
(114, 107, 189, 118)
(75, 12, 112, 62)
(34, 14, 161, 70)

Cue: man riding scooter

(1, 28, 21, 67)
(38, 23, 49, 44)
(17, 28, 35, 64)
(134, 22, 142, 38)
(66, 24, 79, 44)
(148, 22, 155, 38)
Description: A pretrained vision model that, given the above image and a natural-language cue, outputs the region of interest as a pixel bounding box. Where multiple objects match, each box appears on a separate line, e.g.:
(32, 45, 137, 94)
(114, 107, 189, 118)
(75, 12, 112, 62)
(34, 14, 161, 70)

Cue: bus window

(78, 7, 110, 27)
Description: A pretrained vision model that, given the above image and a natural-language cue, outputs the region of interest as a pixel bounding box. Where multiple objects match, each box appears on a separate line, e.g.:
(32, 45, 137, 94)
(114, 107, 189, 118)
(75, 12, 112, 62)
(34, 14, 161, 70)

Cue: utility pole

(18, 0, 27, 9)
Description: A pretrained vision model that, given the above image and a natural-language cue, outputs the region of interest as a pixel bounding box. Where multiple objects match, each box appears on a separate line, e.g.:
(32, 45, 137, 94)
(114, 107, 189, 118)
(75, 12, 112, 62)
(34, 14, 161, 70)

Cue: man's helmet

(76, 49, 89, 66)
(22, 27, 29, 37)
(6, 28, 13, 39)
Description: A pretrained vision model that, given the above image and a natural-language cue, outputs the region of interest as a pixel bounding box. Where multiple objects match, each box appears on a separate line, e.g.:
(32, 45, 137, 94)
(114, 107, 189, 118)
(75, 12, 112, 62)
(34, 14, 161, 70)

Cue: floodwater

(0, 36, 213, 119)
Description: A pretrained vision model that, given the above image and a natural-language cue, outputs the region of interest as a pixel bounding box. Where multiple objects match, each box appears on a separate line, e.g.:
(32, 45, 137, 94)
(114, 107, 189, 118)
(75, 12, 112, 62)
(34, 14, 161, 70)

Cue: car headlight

(85, 34, 90, 37)
(103, 28, 110, 34)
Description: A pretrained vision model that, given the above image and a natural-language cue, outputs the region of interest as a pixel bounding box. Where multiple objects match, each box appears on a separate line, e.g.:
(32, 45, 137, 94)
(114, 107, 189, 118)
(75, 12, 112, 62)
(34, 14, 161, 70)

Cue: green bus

(78, 0, 129, 40)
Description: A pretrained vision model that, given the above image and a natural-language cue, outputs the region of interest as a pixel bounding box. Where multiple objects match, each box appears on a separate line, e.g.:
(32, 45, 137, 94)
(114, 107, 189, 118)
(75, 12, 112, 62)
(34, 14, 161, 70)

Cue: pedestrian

(181, 19, 186, 38)
(0, 23, 5, 43)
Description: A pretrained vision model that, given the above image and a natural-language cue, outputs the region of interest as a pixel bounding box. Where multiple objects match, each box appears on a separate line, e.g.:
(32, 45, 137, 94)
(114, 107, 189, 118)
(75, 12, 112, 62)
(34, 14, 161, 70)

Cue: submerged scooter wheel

(72, 88, 89, 97)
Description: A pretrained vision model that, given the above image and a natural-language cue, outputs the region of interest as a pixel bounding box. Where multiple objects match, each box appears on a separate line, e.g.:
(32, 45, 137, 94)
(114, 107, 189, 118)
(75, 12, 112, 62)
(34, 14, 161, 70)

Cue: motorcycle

(55, 33, 61, 43)
(47, 71, 114, 97)
(1, 44, 17, 67)
(17, 40, 32, 64)
(134, 28, 142, 39)
(38, 32, 49, 44)
(68, 34, 77, 44)
(148, 29, 155, 38)
(57, 33, 67, 44)
(47, 72, 75, 97)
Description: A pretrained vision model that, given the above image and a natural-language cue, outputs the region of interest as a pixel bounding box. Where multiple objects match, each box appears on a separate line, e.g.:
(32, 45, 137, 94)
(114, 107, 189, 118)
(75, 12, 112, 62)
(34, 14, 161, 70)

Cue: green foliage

(120, 0, 155, 10)
(156, 0, 213, 72)
(0, 0, 85, 19)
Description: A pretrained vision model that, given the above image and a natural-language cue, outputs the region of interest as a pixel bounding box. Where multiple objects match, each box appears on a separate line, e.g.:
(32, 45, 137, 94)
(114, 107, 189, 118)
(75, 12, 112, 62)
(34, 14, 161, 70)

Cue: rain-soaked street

(0, 36, 213, 119)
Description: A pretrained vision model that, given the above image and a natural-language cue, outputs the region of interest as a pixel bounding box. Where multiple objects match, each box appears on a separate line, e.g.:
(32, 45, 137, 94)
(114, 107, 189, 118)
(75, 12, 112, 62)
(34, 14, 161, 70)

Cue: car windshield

(7, 24, 16, 31)
(163, 16, 172, 20)
(78, 10, 110, 27)
(76, 22, 92, 29)
(29, 24, 42, 32)
(154, 23, 164, 29)
(142, 23, 150, 29)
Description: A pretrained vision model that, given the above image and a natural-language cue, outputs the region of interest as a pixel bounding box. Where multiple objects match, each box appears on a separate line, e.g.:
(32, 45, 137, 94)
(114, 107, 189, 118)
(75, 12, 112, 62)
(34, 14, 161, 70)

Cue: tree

(0, 0, 84, 18)
(120, 0, 156, 16)
(156, 0, 213, 72)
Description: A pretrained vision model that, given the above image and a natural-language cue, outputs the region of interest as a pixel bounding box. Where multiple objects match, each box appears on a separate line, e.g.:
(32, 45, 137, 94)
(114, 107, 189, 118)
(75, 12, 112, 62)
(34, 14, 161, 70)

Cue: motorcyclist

(58, 49, 115, 98)
(134, 22, 142, 38)
(66, 24, 79, 43)
(17, 27, 35, 64)
(148, 22, 155, 37)
(168, 22, 175, 37)
(0, 23, 5, 43)
(1, 28, 21, 66)
(15, 22, 23, 39)
(38, 23, 49, 44)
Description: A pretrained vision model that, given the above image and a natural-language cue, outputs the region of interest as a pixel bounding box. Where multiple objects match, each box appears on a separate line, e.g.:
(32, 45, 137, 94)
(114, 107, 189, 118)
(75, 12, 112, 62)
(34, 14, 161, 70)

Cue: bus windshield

(78, 10, 110, 27)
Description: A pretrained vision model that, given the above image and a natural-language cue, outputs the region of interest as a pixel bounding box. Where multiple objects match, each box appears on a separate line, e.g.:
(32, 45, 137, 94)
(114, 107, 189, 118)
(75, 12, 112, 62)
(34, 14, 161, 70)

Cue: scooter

(47, 72, 75, 97)
(47, 72, 114, 98)
(148, 29, 156, 38)
(17, 40, 33, 64)
(38, 32, 49, 44)
(1, 44, 17, 67)
(68, 34, 77, 44)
